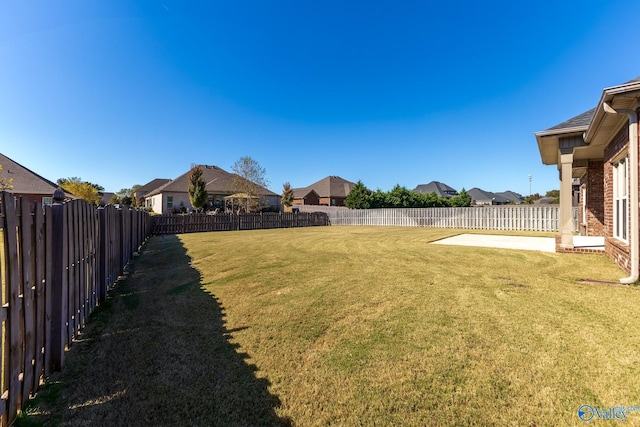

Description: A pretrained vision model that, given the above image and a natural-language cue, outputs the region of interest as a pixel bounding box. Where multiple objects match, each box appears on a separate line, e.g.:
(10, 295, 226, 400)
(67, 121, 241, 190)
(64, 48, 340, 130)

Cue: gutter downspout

(604, 102, 639, 284)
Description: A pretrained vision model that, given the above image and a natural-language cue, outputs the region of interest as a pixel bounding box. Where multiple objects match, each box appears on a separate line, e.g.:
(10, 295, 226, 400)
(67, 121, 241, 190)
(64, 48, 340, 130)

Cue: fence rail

(295, 205, 578, 232)
(152, 212, 329, 235)
(0, 191, 151, 426)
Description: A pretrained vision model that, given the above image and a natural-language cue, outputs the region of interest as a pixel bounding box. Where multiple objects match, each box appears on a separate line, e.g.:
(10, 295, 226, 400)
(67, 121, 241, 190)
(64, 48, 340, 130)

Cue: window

(613, 156, 628, 242)
(42, 197, 53, 206)
(167, 196, 173, 210)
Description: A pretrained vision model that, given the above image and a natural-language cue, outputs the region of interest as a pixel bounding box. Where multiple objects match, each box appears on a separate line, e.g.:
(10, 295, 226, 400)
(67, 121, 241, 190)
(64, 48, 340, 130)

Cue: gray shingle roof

(547, 108, 595, 131)
(0, 153, 58, 195)
(495, 191, 524, 204)
(413, 181, 458, 198)
(468, 187, 510, 204)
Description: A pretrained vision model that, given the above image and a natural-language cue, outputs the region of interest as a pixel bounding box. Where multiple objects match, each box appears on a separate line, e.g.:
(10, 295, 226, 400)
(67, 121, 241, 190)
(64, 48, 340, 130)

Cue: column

(559, 149, 574, 248)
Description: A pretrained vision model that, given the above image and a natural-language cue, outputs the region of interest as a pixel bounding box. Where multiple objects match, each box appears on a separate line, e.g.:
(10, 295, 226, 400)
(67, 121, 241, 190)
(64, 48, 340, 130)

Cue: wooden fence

(152, 211, 329, 235)
(0, 191, 151, 426)
(295, 205, 579, 232)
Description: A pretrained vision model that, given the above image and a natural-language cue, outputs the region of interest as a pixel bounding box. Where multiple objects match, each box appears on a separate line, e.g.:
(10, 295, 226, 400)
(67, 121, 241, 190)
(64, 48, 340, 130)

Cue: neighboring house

(413, 181, 458, 198)
(467, 188, 509, 205)
(292, 176, 355, 207)
(134, 178, 171, 206)
(144, 165, 279, 214)
(535, 76, 640, 282)
(495, 191, 525, 204)
(292, 188, 320, 206)
(0, 153, 62, 205)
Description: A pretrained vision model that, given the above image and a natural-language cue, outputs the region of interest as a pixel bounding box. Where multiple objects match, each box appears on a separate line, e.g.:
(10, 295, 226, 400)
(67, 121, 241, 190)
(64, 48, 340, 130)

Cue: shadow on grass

(18, 234, 291, 426)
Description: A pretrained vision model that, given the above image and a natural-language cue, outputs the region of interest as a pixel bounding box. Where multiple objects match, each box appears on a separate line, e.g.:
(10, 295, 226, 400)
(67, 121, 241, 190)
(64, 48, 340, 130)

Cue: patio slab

(431, 234, 556, 252)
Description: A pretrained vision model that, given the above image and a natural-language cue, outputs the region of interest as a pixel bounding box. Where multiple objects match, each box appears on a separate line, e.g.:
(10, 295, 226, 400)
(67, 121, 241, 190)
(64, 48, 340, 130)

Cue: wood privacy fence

(295, 205, 579, 232)
(152, 211, 329, 234)
(0, 191, 151, 426)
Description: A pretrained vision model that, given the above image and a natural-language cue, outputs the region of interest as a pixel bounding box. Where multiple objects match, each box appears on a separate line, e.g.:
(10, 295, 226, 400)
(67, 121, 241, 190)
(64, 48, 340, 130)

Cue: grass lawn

(17, 227, 640, 426)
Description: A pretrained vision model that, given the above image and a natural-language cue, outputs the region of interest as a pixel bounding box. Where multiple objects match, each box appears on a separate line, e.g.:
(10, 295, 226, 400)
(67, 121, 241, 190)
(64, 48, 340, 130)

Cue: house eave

(584, 82, 640, 144)
(535, 126, 588, 165)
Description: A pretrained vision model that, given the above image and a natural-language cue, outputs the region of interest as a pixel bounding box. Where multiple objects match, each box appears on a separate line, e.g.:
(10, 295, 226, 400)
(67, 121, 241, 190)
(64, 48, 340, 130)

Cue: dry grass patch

(17, 226, 640, 426)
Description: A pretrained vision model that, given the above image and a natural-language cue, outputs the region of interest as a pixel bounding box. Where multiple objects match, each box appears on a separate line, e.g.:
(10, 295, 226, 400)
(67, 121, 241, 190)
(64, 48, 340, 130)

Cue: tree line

(345, 181, 471, 209)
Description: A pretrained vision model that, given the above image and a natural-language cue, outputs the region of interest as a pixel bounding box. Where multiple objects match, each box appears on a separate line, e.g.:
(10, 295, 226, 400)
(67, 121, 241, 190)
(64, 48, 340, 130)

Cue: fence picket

(295, 205, 577, 232)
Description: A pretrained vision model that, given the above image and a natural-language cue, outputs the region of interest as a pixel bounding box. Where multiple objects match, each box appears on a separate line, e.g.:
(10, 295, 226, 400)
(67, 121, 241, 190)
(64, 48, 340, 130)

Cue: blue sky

(2, 1, 640, 197)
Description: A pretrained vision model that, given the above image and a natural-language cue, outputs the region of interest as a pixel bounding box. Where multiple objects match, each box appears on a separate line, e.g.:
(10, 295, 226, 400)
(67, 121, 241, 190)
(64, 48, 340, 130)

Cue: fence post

(49, 188, 66, 371)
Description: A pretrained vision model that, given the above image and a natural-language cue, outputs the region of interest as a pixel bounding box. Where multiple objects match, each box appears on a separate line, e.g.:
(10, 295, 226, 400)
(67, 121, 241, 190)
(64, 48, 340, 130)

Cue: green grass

(17, 227, 640, 426)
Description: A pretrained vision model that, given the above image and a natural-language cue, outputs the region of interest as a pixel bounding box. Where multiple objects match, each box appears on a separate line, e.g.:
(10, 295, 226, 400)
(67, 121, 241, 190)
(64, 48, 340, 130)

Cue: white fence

(295, 205, 578, 232)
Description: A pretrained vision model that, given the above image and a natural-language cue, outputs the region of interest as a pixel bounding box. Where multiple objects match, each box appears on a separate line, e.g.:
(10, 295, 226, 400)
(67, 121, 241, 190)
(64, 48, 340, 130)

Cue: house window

(42, 197, 53, 206)
(613, 156, 628, 242)
(167, 196, 173, 210)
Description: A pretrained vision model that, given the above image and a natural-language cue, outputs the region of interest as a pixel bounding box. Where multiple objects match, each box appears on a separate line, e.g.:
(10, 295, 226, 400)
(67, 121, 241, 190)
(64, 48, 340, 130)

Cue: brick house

(0, 153, 62, 205)
(292, 176, 355, 207)
(535, 77, 640, 282)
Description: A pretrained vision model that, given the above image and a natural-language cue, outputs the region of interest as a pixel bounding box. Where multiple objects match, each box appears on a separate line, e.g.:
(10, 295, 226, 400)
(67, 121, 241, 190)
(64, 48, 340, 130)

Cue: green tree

(231, 156, 269, 212)
(545, 189, 560, 204)
(345, 180, 373, 209)
(524, 193, 541, 204)
(188, 166, 208, 211)
(0, 164, 14, 190)
(450, 188, 472, 207)
(281, 182, 294, 207)
(57, 177, 101, 205)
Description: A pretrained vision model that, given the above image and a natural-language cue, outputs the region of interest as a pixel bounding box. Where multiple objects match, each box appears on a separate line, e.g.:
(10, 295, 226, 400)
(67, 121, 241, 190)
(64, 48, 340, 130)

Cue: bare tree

(231, 156, 270, 212)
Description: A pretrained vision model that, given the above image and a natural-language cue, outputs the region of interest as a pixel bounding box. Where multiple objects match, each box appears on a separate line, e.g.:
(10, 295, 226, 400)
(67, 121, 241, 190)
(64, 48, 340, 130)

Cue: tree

(0, 164, 14, 190)
(231, 156, 269, 212)
(281, 182, 294, 207)
(57, 177, 101, 205)
(524, 193, 541, 204)
(188, 166, 208, 211)
(450, 188, 472, 207)
(345, 180, 373, 209)
(545, 189, 560, 204)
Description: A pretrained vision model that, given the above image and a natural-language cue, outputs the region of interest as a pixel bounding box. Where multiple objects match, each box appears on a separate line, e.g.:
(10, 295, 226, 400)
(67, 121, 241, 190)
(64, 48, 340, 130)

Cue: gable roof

(0, 153, 59, 195)
(135, 178, 171, 197)
(146, 165, 277, 197)
(292, 187, 320, 199)
(298, 176, 355, 198)
(413, 181, 458, 198)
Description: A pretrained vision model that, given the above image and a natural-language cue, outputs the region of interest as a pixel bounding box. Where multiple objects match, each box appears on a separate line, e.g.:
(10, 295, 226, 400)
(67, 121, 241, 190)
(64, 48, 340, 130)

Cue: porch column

(558, 149, 574, 248)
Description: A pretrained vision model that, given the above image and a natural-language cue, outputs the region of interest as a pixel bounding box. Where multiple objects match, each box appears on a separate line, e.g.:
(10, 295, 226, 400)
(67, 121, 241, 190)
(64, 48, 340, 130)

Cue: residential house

(412, 181, 458, 198)
(292, 176, 355, 207)
(0, 153, 62, 205)
(467, 188, 509, 205)
(495, 191, 525, 204)
(134, 178, 171, 206)
(144, 165, 279, 214)
(535, 76, 640, 282)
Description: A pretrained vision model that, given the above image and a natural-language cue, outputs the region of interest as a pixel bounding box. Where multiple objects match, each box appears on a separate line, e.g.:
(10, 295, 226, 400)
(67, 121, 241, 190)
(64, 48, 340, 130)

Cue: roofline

(534, 125, 588, 139)
(584, 80, 640, 143)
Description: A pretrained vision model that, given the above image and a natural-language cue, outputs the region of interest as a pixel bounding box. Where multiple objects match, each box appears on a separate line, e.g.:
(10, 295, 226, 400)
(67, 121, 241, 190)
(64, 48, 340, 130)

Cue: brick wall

(603, 123, 631, 271)
(578, 160, 605, 236)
